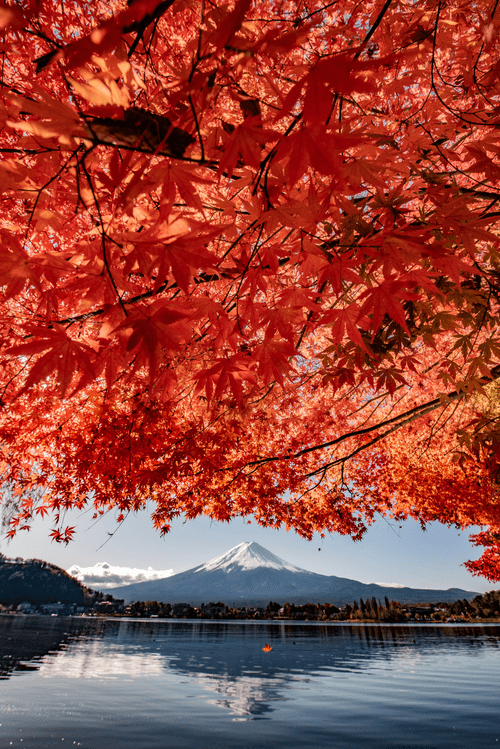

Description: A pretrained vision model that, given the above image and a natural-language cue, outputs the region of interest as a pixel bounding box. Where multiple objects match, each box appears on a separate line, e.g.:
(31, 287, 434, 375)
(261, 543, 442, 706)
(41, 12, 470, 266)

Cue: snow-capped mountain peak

(103, 540, 480, 606)
(193, 541, 307, 574)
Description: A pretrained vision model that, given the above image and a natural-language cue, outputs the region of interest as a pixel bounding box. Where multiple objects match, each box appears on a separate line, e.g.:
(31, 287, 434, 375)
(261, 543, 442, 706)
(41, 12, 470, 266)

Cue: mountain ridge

(104, 541, 480, 605)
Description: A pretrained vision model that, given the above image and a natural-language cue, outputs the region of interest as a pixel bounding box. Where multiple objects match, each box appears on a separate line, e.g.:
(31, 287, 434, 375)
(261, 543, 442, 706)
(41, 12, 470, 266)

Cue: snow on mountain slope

(192, 541, 310, 574)
(104, 540, 479, 605)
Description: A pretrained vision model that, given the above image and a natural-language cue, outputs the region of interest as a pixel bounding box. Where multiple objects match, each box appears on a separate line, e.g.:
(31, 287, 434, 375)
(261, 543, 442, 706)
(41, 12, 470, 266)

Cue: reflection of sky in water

(34, 624, 310, 719)
(39, 641, 302, 719)
(38, 641, 165, 679)
(1, 619, 500, 747)
(4, 619, 498, 721)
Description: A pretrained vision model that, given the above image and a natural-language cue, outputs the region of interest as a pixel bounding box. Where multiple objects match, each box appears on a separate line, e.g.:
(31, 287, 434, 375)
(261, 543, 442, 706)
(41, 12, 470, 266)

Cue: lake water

(0, 617, 499, 748)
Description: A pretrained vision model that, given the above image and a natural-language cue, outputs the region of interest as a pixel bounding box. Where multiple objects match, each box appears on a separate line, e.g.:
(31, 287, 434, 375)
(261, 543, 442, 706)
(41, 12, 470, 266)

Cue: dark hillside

(0, 554, 88, 606)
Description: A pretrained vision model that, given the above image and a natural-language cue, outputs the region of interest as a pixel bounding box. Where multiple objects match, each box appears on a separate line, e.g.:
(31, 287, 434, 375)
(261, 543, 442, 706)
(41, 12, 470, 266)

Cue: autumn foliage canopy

(2, 0, 500, 579)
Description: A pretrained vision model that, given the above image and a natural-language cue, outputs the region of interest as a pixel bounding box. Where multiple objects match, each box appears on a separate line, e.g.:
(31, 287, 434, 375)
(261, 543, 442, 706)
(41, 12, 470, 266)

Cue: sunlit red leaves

(358, 277, 419, 334)
(194, 355, 257, 407)
(6, 89, 84, 145)
(0, 242, 35, 299)
(2, 0, 500, 580)
(465, 549, 500, 582)
(160, 240, 216, 294)
(261, 304, 305, 343)
(315, 252, 364, 296)
(466, 532, 500, 582)
(252, 339, 297, 386)
(34, 0, 176, 72)
(281, 52, 381, 125)
(212, 0, 253, 50)
(118, 215, 222, 294)
(274, 128, 357, 188)
(7, 326, 96, 398)
(217, 122, 280, 178)
(158, 163, 213, 215)
(67, 63, 134, 109)
(122, 303, 191, 382)
(322, 304, 370, 353)
(0, 1, 37, 32)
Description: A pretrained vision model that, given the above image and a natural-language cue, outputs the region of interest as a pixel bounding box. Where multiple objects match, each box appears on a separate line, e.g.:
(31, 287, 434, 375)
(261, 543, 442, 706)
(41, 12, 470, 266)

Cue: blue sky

(1, 503, 496, 594)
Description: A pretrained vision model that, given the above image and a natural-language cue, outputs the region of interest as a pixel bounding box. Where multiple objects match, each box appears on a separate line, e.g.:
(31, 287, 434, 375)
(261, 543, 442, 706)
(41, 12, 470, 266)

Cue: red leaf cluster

(1, 0, 500, 579)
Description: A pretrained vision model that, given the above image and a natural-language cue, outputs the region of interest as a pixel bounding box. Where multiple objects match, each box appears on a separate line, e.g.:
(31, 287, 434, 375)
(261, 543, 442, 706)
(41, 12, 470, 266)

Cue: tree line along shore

(86, 590, 500, 622)
(1, 555, 499, 622)
(5, 592, 499, 624)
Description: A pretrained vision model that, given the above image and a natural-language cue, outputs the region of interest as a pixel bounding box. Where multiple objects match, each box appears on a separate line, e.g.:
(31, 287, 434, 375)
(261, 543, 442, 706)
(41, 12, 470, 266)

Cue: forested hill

(0, 554, 89, 606)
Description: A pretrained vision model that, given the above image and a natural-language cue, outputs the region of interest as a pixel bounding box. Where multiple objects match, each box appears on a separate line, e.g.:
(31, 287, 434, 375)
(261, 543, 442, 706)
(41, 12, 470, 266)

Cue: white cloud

(67, 562, 174, 590)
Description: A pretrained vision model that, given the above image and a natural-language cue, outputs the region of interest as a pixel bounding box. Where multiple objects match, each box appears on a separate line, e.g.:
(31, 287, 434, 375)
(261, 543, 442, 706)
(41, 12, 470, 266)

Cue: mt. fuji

(191, 541, 309, 574)
(104, 541, 479, 605)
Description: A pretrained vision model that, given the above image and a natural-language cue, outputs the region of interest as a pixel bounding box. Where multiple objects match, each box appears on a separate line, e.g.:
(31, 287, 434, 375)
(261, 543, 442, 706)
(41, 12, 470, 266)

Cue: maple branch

(295, 1, 340, 26)
(307, 377, 500, 475)
(253, 114, 302, 197)
(0, 148, 54, 155)
(306, 405, 448, 478)
(83, 108, 195, 159)
(188, 94, 205, 163)
(124, 0, 177, 35)
(23, 147, 81, 248)
(32, 0, 180, 70)
(354, 0, 393, 59)
(78, 155, 128, 316)
(243, 365, 500, 475)
(414, 396, 466, 462)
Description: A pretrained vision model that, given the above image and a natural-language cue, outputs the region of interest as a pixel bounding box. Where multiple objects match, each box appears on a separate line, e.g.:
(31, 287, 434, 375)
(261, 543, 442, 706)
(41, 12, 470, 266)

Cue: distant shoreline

(3, 612, 500, 625)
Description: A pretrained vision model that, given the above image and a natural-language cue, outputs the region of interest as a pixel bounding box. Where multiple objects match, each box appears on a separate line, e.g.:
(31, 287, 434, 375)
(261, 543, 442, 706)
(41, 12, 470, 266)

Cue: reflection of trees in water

(0, 615, 102, 679)
(1, 618, 499, 719)
(116, 619, 500, 662)
(128, 621, 500, 720)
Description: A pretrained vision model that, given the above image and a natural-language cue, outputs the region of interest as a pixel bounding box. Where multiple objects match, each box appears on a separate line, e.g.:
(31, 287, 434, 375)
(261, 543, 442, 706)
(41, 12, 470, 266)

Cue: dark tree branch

(354, 0, 393, 59)
(244, 364, 500, 473)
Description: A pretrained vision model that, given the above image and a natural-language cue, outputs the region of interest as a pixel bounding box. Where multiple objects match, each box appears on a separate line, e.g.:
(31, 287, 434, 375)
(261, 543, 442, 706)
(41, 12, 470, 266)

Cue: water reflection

(1, 617, 499, 720)
(0, 615, 96, 680)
